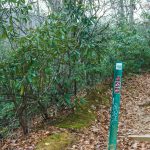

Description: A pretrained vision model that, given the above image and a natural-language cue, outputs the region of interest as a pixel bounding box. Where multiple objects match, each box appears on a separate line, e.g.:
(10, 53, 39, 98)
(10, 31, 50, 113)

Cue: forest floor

(67, 73, 150, 150)
(1, 73, 150, 150)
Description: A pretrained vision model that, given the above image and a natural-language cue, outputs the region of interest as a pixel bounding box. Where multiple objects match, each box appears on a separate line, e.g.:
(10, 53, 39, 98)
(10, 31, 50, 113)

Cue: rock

(128, 135, 150, 142)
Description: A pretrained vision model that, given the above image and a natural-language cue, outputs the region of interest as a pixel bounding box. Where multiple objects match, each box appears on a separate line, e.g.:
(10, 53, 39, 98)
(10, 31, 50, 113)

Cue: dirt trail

(68, 73, 150, 150)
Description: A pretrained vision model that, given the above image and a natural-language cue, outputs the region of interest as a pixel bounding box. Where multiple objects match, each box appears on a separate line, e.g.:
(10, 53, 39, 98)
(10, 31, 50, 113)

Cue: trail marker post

(108, 62, 123, 150)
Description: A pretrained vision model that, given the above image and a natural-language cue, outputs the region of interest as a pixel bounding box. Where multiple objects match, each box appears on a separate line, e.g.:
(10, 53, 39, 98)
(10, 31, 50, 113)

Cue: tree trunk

(118, 0, 125, 25)
(38, 101, 49, 120)
(129, 0, 135, 25)
(74, 79, 77, 96)
(18, 95, 29, 135)
(18, 114, 29, 135)
(47, 0, 62, 12)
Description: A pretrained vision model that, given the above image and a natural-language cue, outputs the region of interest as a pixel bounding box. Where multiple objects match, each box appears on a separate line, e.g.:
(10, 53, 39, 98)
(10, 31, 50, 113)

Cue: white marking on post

(116, 63, 122, 70)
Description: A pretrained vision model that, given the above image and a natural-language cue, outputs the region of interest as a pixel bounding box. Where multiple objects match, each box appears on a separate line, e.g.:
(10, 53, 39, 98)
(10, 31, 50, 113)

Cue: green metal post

(108, 62, 123, 150)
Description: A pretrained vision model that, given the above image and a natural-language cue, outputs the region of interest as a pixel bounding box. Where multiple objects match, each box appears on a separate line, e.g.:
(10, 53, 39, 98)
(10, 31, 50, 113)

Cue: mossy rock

(36, 132, 74, 150)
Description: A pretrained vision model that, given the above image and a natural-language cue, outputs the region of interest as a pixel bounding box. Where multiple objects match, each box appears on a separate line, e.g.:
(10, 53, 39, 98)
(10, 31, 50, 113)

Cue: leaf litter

(1, 73, 150, 150)
(67, 73, 150, 150)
